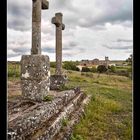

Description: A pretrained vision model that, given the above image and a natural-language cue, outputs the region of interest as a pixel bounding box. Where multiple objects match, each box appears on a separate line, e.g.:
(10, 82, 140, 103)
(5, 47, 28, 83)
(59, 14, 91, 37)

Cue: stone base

(20, 55, 50, 102)
(8, 88, 89, 140)
(50, 75, 68, 90)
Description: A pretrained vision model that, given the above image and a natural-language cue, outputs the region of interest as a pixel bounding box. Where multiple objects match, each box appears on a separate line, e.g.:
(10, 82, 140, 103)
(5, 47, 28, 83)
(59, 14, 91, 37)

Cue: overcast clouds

(7, 0, 133, 61)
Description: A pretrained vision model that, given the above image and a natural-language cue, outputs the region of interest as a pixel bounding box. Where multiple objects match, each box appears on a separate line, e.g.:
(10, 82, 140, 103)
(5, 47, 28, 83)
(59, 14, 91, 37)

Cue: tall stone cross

(20, 0, 50, 102)
(52, 13, 65, 75)
(31, 0, 49, 55)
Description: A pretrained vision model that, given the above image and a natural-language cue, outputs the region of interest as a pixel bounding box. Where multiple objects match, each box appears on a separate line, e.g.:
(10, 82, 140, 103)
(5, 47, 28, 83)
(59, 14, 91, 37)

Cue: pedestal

(20, 55, 50, 101)
(50, 75, 67, 90)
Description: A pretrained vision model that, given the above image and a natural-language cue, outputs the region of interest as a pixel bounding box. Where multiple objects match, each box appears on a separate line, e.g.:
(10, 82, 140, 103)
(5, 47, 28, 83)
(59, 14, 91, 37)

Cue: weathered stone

(52, 13, 65, 75)
(42, 0, 49, 10)
(21, 55, 50, 101)
(31, 0, 49, 55)
(8, 88, 87, 140)
(50, 75, 67, 90)
(21, 0, 50, 101)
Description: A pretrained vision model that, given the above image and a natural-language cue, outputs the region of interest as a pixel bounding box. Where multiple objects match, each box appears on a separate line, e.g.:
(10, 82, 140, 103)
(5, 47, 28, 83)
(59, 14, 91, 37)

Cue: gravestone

(50, 13, 67, 90)
(20, 0, 50, 102)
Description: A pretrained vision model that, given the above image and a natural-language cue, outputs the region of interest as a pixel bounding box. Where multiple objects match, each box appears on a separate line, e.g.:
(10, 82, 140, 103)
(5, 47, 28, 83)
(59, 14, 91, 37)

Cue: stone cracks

(8, 88, 89, 140)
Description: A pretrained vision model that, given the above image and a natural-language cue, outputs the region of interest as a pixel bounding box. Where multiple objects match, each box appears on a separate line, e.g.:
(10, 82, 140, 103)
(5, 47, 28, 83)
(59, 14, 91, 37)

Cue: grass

(8, 63, 132, 140)
(43, 95, 54, 102)
(8, 62, 20, 81)
(61, 117, 69, 127)
(67, 72, 132, 140)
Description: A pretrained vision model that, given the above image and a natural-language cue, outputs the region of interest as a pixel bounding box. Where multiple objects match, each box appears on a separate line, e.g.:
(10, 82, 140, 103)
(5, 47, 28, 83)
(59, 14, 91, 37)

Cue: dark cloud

(116, 39, 133, 42)
(103, 44, 133, 50)
(69, 41, 78, 47)
(42, 47, 55, 53)
(63, 53, 74, 57)
(8, 0, 32, 31)
(76, 0, 132, 28)
(8, 0, 132, 32)
(8, 53, 20, 58)
(7, 0, 133, 61)
(12, 48, 30, 53)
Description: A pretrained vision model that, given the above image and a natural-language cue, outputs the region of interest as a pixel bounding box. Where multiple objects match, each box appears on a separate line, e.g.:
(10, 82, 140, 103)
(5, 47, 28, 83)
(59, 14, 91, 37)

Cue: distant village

(79, 57, 110, 68)
(8, 56, 127, 67)
(76, 56, 128, 69)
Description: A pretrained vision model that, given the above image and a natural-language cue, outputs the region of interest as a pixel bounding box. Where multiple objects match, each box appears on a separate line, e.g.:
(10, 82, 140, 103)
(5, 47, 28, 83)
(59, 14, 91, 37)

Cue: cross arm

(51, 17, 61, 27)
(42, 0, 49, 10)
(62, 23, 65, 30)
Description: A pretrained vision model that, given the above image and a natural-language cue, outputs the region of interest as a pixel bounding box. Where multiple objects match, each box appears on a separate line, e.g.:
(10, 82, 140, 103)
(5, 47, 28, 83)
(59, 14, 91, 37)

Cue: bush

(109, 65, 116, 73)
(81, 67, 90, 72)
(97, 65, 107, 73)
(63, 61, 80, 71)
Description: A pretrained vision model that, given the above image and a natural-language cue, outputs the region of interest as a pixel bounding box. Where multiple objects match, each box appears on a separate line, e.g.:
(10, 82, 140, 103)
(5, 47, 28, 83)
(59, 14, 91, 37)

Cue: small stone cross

(52, 13, 65, 75)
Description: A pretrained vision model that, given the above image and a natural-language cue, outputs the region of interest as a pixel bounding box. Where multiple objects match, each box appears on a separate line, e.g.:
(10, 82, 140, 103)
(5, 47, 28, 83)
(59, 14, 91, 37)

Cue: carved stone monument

(20, 0, 50, 101)
(50, 13, 67, 90)
(52, 13, 65, 75)
(8, 2, 89, 140)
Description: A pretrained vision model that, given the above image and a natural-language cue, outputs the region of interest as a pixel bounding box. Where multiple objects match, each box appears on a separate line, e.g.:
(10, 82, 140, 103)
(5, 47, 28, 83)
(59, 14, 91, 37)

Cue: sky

(7, 0, 133, 61)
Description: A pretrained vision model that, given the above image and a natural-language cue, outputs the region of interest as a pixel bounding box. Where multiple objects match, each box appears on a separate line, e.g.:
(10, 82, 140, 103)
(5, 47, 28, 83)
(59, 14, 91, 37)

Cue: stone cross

(52, 13, 65, 75)
(21, 0, 50, 102)
(31, 0, 49, 55)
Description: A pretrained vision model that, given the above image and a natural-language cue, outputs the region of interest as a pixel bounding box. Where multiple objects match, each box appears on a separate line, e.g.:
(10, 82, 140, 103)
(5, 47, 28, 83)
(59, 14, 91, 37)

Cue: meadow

(66, 71, 132, 140)
(8, 62, 132, 140)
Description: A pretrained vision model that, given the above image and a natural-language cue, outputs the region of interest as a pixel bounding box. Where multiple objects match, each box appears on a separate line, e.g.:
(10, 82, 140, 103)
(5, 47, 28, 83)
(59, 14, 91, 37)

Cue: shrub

(81, 67, 90, 72)
(63, 61, 80, 71)
(109, 65, 116, 73)
(97, 65, 107, 73)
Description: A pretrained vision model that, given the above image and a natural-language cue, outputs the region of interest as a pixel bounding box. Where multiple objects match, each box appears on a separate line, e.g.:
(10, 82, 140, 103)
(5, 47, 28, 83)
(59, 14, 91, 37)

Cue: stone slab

(8, 88, 86, 139)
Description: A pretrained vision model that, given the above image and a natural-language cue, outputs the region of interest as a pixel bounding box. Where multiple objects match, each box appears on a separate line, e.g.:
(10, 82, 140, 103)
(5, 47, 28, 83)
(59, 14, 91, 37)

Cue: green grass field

(8, 63, 132, 140)
(65, 71, 132, 140)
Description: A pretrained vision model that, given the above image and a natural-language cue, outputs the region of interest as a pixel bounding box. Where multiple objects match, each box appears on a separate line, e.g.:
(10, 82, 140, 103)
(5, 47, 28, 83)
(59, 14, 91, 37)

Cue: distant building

(80, 57, 110, 68)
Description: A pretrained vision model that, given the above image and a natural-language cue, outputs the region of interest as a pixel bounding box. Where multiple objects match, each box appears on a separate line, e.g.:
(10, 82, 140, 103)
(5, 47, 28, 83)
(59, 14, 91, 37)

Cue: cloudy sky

(7, 0, 133, 61)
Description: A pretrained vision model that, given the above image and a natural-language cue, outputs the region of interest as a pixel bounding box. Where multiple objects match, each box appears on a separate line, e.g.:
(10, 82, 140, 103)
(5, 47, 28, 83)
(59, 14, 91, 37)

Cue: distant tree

(126, 54, 132, 65)
(97, 65, 107, 73)
(63, 61, 80, 71)
(81, 67, 91, 72)
(75, 60, 80, 65)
